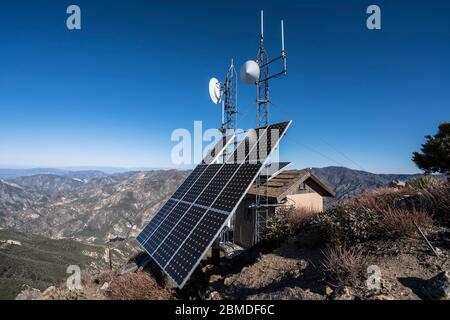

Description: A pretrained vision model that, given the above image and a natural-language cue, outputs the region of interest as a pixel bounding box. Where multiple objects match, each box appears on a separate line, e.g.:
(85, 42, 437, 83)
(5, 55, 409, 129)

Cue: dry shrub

(286, 206, 319, 227)
(380, 208, 433, 237)
(266, 206, 319, 241)
(321, 245, 367, 288)
(109, 271, 172, 300)
(343, 187, 414, 212)
(421, 182, 450, 226)
(304, 186, 435, 245)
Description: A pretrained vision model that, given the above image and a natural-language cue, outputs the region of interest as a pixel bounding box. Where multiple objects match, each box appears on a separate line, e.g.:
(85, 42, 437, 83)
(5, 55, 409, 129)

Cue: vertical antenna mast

(222, 59, 238, 161)
(256, 10, 269, 128)
(252, 10, 288, 245)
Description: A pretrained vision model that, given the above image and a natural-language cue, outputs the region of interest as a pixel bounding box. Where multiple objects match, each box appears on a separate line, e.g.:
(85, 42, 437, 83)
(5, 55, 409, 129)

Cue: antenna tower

(254, 10, 288, 244)
(222, 60, 238, 161)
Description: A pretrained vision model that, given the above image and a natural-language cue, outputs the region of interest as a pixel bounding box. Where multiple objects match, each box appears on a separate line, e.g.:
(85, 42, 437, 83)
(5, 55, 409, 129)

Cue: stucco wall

(286, 192, 323, 212)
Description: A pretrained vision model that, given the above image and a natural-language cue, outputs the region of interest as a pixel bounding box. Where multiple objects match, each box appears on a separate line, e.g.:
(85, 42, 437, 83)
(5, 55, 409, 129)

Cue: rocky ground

(17, 229, 450, 300)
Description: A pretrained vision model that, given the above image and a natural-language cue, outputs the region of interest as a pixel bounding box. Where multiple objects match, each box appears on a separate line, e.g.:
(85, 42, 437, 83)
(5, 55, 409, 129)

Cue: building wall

(233, 197, 275, 249)
(286, 192, 324, 212)
(234, 198, 255, 249)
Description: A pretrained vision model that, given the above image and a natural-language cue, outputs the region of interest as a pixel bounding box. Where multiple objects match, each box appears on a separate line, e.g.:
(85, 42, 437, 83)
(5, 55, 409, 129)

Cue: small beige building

(233, 168, 335, 249)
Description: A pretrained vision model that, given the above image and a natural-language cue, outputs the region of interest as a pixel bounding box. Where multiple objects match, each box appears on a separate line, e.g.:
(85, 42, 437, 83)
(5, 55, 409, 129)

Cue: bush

(421, 182, 450, 226)
(109, 272, 172, 300)
(266, 206, 319, 241)
(379, 208, 432, 238)
(321, 245, 367, 288)
(301, 187, 434, 246)
(409, 176, 444, 190)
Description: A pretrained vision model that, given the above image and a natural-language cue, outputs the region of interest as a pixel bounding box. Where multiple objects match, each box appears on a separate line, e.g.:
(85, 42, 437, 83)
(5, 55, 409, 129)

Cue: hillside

(0, 170, 190, 243)
(11, 174, 86, 194)
(311, 166, 422, 205)
(0, 229, 106, 300)
(0, 168, 107, 180)
(0, 166, 424, 243)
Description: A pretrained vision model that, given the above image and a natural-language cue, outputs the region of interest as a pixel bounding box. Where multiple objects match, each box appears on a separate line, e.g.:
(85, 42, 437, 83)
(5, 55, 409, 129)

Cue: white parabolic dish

(240, 60, 261, 84)
(209, 77, 222, 104)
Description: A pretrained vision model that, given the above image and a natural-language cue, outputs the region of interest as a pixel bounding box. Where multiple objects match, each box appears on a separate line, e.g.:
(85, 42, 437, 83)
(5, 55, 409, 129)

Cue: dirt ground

(185, 226, 450, 300)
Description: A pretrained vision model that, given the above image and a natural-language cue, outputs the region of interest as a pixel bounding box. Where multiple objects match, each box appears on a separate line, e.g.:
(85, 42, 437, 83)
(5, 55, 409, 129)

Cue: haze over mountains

(0, 166, 423, 244)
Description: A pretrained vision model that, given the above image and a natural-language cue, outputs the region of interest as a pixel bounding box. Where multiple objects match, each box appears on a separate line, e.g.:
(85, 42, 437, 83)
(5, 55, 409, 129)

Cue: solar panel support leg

(212, 238, 221, 265)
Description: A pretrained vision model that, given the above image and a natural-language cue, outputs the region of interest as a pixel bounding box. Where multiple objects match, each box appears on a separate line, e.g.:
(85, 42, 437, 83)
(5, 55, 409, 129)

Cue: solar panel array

(136, 121, 291, 288)
(202, 134, 234, 165)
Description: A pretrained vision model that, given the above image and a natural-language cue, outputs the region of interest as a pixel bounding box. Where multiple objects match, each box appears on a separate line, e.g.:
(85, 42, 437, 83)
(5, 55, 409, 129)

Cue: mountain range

(0, 166, 424, 244)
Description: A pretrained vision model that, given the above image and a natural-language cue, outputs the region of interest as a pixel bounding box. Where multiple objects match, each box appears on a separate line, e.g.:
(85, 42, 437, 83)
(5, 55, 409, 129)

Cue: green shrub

(409, 176, 444, 190)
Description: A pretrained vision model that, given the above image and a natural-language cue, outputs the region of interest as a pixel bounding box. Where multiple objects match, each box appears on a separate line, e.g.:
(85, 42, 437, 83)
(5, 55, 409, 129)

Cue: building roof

(260, 162, 292, 179)
(247, 169, 336, 202)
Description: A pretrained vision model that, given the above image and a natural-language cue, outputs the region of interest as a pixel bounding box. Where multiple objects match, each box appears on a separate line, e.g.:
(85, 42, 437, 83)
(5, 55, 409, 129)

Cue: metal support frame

(221, 60, 238, 162)
(254, 10, 288, 245)
(219, 60, 238, 246)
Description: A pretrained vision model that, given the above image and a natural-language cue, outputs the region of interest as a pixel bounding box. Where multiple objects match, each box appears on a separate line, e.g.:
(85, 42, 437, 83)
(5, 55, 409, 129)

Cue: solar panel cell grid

(202, 135, 233, 164)
(152, 206, 207, 267)
(195, 164, 240, 207)
(182, 164, 222, 203)
(136, 199, 177, 243)
(211, 164, 261, 212)
(165, 210, 228, 285)
(227, 129, 257, 164)
(144, 202, 191, 254)
(172, 165, 207, 199)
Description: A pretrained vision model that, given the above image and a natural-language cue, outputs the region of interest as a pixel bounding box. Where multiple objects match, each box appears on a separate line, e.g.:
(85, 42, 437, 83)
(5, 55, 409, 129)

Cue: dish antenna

(240, 60, 260, 84)
(209, 77, 222, 105)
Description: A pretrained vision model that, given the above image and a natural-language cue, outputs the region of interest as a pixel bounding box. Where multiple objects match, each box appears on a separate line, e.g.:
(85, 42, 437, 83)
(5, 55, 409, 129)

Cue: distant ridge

(310, 166, 423, 205)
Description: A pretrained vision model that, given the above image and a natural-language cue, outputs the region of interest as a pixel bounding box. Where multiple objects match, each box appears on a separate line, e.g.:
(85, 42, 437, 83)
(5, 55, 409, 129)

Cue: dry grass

(421, 182, 450, 226)
(343, 187, 415, 212)
(109, 272, 172, 300)
(379, 208, 433, 238)
(321, 245, 367, 288)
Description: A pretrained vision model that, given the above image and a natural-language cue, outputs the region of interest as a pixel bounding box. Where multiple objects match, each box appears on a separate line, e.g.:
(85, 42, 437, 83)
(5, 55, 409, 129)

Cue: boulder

(15, 288, 43, 300)
(333, 287, 355, 300)
(389, 180, 406, 189)
(421, 271, 450, 300)
(223, 277, 235, 286)
(208, 274, 224, 284)
(208, 291, 223, 300)
(100, 282, 109, 291)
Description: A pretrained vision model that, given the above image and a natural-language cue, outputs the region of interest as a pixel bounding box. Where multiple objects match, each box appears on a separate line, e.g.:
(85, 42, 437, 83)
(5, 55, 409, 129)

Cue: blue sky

(0, 0, 449, 173)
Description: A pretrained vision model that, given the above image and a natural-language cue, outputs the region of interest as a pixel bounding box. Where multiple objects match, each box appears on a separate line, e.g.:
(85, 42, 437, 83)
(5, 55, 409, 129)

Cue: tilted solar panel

(136, 121, 291, 288)
(202, 134, 234, 165)
(137, 135, 233, 245)
(227, 121, 291, 164)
